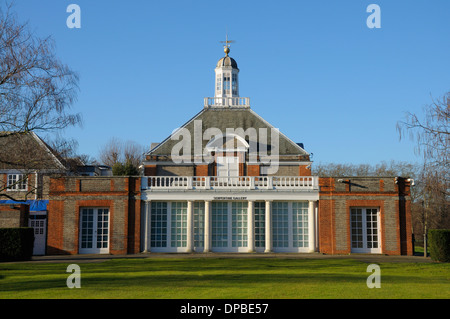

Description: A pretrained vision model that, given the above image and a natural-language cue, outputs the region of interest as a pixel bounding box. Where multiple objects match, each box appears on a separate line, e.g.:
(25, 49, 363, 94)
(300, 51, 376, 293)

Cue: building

(44, 42, 413, 256)
(0, 131, 113, 255)
(0, 131, 69, 255)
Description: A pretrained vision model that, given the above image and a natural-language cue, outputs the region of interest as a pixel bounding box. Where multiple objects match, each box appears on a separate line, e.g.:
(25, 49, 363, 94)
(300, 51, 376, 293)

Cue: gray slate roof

(147, 107, 308, 157)
(0, 132, 67, 170)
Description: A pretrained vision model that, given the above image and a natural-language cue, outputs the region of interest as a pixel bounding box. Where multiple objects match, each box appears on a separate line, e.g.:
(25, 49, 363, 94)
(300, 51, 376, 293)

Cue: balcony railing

(204, 97, 250, 108)
(141, 176, 319, 191)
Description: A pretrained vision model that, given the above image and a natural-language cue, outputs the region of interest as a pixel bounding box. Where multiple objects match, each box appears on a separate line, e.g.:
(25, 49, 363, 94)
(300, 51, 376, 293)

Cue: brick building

(47, 176, 141, 255)
(43, 43, 413, 256)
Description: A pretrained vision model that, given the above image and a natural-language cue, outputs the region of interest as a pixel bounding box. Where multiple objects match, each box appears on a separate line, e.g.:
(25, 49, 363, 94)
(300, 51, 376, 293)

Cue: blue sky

(10, 0, 450, 166)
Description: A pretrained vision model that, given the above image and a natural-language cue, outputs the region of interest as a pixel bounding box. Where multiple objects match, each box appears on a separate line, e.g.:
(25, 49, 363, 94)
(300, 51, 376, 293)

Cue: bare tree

(397, 91, 449, 190)
(0, 3, 81, 201)
(396, 92, 449, 254)
(312, 160, 418, 179)
(99, 137, 123, 167)
(123, 141, 145, 169)
(0, 3, 81, 136)
(99, 137, 145, 170)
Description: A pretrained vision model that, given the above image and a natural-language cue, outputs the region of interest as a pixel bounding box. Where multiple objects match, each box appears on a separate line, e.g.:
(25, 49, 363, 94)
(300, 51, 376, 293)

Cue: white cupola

(204, 36, 250, 108)
(215, 37, 239, 98)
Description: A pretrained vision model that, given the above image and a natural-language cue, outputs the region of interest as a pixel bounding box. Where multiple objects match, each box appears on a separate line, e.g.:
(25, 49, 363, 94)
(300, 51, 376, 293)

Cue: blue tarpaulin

(0, 200, 48, 212)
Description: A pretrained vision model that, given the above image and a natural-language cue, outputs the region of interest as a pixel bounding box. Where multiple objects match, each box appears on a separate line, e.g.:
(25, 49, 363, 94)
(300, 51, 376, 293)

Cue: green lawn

(0, 257, 448, 299)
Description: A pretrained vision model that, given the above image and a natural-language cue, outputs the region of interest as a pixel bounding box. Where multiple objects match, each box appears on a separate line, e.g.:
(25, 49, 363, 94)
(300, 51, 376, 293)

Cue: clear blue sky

(11, 0, 450, 166)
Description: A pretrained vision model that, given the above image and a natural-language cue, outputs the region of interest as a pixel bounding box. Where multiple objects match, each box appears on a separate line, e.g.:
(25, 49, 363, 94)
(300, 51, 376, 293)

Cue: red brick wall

(247, 164, 260, 176)
(144, 165, 157, 176)
(47, 176, 141, 255)
(318, 177, 413, 256)
(299, 165, 311, 176)
(195, 164, 209, 176)
(318, 198, 335, 254)
(47, 200, 65, 255)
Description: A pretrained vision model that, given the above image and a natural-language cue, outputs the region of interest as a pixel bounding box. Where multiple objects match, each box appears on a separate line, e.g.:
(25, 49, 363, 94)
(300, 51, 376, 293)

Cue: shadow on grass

(0, 271, 442, 294)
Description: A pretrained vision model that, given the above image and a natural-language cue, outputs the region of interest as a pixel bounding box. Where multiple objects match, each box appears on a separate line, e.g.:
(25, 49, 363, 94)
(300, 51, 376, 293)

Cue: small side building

(47, 176, 141, 255)
(318, 176, 413, 255)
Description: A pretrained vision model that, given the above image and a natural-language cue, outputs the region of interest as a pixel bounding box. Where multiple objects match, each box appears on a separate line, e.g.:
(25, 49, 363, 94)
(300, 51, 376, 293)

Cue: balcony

(204, 97, 250, 108)
(141, 176, 319, 191)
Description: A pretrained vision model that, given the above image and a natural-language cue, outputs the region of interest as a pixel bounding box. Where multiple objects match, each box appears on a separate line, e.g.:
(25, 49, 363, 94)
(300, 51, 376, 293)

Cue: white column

(247, 200, 255, 252)
(265, 200, 272, 253)
(142, 201, 151, 253)
(315, 201, 319, 252)
(204, 200, 211, 252)
(186, 200, 194, 253)
(308, 200, 316, 252)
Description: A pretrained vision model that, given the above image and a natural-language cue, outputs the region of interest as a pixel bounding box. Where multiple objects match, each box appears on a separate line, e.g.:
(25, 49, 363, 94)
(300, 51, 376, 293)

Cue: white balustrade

(204, 97, 250, 108)
(142, 176, 318, 191)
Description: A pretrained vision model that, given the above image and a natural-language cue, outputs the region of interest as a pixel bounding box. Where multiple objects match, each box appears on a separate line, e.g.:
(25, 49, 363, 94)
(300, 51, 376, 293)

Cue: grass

(0, 257, 449, 299)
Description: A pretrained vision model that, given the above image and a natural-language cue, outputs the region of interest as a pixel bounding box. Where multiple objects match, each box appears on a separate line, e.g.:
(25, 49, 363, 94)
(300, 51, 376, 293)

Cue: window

(223, 74, 230, 94)
(254, 202, 265, 248)
(171, 202, 187, 248)
(272, 202, 289, 248)
(212, 202, 228, 248)
(7, 174, 27, 191)
(151, 202, 168, 248)
(193, 202, 205, 248)
(216, 75, 222, 92)
(232, 73, 238, 95)
(231, 202, 247, 247)
(292, 202, 308, 248)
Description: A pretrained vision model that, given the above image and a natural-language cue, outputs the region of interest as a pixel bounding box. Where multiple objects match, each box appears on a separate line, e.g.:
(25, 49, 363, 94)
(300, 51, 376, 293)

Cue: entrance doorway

(351, 207, 381, 253)
(79, 208, 110, 254)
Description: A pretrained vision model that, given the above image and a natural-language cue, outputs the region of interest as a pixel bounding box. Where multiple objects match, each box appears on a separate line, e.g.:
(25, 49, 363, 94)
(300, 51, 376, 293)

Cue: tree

(312, 160, 418, 179)
(0, 3, 81, 136)
(0, 3, 81, 200)
(112, 162, 139, 176)
(99, 137, 144, 175)
(397, 91, 449, 192)
(397, 92, 449, 254)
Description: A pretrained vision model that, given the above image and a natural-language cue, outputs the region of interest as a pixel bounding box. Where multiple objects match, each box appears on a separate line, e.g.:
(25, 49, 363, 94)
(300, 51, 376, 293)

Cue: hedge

(0, 228, 34, 262)
(428, 229, 450, 262)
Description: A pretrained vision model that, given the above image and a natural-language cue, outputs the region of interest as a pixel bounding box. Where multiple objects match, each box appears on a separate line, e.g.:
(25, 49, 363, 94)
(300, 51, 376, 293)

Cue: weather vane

(220, 34, 235, 56)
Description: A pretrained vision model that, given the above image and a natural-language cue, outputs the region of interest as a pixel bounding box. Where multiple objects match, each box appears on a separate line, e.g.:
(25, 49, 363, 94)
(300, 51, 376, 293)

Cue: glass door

(79, 208, 109, 254)
(351, 208, 381, 253)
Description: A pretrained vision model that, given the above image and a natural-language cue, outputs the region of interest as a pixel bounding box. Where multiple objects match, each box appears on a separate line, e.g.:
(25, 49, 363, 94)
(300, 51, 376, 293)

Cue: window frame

(6, 173, 28, 191)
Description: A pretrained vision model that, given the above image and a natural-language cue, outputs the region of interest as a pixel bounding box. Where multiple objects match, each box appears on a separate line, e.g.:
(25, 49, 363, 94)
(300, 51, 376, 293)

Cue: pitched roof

(147, 107, 309, 158)
(0, 132, 67, 170)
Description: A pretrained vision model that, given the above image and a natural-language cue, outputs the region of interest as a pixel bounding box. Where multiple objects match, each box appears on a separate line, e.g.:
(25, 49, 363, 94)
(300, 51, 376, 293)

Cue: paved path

(19, 252, 435, 264)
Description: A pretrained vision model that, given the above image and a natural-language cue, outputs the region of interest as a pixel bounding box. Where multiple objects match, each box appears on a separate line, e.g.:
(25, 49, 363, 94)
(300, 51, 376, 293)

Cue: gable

(0, 132, 67, 170)
(147, 108, 309, 158)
